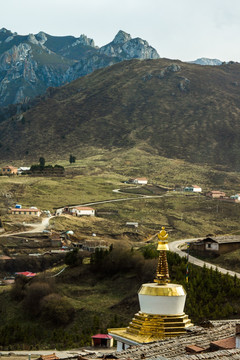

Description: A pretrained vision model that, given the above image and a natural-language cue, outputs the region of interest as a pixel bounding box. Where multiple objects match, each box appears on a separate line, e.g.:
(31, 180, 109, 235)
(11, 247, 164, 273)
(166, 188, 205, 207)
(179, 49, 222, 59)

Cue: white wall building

(133, 177, 148, 185)
(70, 207, 95, 216)
(184, 185, 202, 193)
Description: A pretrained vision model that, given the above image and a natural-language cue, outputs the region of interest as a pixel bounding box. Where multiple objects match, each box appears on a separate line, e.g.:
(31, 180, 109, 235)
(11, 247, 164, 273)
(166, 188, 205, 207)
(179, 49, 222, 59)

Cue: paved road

(168, 238, 240, 279)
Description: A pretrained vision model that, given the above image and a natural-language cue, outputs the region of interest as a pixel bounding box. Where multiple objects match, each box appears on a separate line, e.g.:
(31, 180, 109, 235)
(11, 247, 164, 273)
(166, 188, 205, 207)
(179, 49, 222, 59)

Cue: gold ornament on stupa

(154, 227, 170, 284)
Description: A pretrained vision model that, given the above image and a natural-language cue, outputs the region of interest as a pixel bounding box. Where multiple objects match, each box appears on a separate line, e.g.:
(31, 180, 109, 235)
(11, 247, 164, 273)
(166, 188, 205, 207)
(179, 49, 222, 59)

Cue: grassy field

(1, 149, 240, 242)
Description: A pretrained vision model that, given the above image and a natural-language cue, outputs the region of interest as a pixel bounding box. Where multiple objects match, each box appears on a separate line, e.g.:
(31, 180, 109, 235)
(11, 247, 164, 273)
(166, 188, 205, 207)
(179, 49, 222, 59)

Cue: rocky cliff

(0, 28, 160, 107)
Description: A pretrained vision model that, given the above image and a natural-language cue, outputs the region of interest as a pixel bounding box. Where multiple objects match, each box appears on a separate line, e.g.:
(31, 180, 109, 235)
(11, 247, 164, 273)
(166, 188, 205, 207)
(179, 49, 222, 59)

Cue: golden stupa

(108, 227, 193, 350)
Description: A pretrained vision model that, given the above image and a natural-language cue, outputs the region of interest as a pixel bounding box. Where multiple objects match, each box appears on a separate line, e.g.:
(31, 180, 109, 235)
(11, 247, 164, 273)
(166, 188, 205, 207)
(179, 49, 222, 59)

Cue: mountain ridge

(0, 28, 159, 107)
(1, 58, 240, 170)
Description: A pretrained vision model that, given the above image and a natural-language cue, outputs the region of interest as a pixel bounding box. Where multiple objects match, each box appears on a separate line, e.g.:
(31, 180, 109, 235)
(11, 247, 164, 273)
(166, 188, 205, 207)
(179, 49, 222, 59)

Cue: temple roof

(107, 320, 240, 359)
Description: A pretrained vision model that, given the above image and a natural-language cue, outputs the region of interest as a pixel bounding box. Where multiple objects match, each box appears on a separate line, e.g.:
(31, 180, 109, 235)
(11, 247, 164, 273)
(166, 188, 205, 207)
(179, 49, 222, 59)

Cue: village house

(206, 190, 226, 199)
(69, 206, 95, 216)
(129, 177, 148, 185)
(10, 207, 41, 216)
(1, 165, 18, 175)
(184, 185, 202, 192)
(189, 235, 240, 255)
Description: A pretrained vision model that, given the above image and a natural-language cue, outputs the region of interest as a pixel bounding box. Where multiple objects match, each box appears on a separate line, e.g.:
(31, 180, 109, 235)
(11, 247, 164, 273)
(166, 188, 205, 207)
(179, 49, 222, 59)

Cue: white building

(132, 177, 148, 185)
(17, 167, 30, 174)
(184, 185, 202, 193)
(70, 206, 95, 216)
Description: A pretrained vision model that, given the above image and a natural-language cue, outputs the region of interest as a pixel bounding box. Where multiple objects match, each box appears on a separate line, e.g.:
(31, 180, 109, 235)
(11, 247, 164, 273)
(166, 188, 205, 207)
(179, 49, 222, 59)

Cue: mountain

(190, 58, 222, 66)
(0, 28, 159, 107)
(1, 58, 240, 170)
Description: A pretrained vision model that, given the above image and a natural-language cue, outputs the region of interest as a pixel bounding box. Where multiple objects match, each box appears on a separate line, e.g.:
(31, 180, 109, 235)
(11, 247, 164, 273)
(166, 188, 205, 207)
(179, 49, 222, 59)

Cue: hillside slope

(1, 58, 240, 169)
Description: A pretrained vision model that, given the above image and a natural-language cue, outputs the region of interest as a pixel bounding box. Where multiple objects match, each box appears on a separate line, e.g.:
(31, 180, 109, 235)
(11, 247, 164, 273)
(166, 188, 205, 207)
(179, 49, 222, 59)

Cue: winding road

(168, 238, 240, 279)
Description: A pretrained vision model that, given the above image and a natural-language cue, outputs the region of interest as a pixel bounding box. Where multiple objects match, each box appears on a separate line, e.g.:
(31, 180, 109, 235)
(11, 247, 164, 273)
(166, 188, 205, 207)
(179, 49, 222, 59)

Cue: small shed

(91, 334, 113, 347)
(190, 235, 240, 255)
(126, 222, 139, 228)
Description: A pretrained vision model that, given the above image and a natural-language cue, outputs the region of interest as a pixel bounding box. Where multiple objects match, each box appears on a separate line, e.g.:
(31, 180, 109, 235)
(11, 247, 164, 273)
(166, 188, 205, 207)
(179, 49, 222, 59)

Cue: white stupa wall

(138, 293, 186, 315)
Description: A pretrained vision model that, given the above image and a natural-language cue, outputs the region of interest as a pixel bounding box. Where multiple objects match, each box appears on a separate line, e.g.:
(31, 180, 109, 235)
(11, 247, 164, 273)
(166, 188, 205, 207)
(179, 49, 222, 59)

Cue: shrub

(40, 294, 75, 325)
(23, 282, 53, 316)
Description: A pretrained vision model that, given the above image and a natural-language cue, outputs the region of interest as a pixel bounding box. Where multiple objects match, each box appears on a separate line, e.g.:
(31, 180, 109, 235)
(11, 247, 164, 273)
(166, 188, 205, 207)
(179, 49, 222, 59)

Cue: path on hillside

(0, 216, 52, 237)
(55, 187, 169, 214)
(168, 238, 240, 279)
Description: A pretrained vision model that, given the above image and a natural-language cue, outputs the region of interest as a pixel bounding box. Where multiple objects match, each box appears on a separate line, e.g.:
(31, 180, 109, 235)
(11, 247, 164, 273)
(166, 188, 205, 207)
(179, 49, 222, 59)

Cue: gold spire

(154, 227, 170, 284)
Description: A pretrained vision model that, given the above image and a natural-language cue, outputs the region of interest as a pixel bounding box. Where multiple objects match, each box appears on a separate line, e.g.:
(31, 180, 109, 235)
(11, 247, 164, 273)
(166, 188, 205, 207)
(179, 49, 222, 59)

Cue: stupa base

(109, 311, 193, 344)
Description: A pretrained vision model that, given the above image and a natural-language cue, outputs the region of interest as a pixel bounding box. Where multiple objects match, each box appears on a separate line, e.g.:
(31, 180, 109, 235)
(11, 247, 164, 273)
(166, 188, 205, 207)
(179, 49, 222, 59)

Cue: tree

(69, 155, 76, 164)
(65, 248, 82, 267)
(39, 157, 45, 167)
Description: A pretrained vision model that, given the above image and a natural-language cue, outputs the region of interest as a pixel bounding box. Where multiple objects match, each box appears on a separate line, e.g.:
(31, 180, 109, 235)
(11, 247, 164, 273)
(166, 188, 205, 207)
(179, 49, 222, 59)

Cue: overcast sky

(1, 0, 240, 62)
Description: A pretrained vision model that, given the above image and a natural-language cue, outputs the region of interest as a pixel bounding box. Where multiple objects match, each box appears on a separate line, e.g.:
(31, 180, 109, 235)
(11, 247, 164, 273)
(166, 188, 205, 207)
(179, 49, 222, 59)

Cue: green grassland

(1, 148, 240, 242)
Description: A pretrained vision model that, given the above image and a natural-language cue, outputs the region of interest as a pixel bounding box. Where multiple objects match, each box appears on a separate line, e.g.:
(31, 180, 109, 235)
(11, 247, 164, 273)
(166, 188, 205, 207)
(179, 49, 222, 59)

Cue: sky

(1, 0, 240, 62)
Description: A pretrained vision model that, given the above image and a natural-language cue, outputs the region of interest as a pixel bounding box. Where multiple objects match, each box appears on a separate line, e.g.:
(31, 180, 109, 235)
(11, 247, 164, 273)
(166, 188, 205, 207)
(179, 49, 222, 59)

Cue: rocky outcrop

(190, 58, 222, 66)
(100, 30, 159, 59)
(0, 28, 160, 107)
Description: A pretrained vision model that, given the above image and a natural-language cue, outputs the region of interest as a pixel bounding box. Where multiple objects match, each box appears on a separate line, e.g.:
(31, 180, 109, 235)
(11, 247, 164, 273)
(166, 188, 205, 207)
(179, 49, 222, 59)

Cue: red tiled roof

(75, 207, 94, 210)
(210, 190, 225, 194)
(16, 272, 36, 277)
(39, 354, 59, 360)
(211, 336, 236, 349)
(92, 334, 113, 339)
(135, 177, 148, 181)
(185, 344, 205, 353)
(2, 165, 17, 170)
(0, 255, 12, 260)
(11, 208, 40, 212)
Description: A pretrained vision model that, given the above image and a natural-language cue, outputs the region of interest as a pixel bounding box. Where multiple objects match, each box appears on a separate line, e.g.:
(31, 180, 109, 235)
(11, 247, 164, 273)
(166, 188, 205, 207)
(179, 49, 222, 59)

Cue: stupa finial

(154, 227, 170, 284)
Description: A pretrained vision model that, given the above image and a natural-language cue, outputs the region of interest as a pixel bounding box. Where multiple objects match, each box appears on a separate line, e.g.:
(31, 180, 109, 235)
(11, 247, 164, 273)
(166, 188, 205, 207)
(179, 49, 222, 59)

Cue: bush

(10, 276, 29, 301)
(40, 294, 75, 325)
(23, 281, 54, 316)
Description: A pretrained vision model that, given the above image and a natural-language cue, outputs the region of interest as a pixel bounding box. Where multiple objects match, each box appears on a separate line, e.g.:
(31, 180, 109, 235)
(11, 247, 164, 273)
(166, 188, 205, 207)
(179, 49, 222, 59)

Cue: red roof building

(91, 334, 113, 347)
(15, 271, 36, 277)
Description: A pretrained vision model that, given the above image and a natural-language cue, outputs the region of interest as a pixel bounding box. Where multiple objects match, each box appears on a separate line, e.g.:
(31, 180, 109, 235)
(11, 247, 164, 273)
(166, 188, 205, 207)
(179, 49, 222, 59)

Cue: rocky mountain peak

(100, 30, 159, 59)
(27, 33, 39, 45)
(190, 58, 222, 66)
(77, 34, 95, 47)
(113, 30, 131, 44)
(0, 28, 9, 33)
(0, 28, 160, 107)
(36, 31, 48, 45)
